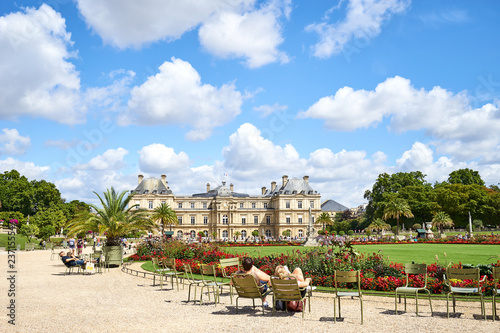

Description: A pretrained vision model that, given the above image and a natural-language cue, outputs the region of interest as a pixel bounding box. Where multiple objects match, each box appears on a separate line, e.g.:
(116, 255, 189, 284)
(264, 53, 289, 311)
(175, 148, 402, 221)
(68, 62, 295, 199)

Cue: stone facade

(130, 174, 322, 240)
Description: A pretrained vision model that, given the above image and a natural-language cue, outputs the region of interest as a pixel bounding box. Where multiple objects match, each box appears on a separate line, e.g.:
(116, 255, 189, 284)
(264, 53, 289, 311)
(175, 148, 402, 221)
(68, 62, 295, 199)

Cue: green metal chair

(182, 263, 205, 303)
(395, 263, 433, 316)
(492, 266, 500, 321)
(271, 275, 311, 319)
(151, 257, 169, 287)
(231, 273, 267, 315)
(220, 257, 241, 303)
(333, 270, 363, 324)
(161, 258, 184, 291)
(444, 267, 486, 320)
(199, 264, 220, 306)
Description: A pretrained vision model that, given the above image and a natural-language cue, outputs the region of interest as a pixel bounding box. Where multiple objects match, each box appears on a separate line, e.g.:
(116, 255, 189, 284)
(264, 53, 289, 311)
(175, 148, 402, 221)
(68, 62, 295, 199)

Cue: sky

(1, 0, 500, 208)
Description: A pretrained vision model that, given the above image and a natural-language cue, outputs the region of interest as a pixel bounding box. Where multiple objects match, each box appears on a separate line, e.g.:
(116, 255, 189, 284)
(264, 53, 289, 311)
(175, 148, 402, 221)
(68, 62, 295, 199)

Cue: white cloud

(253, 103, 288, 117)
(139, 144, 190, 174)
(306, 0, 410, 58)
(0, 129, 31, 155)
(199, 0, 290, 68)
(0, 5, 83, 124)
(74, 148, 128, 171)
(0, 157, 49, 179)
(75, 0, 228, 48)
(396, 142, 434, 172)
(76, 0, 288, 68)
(119, 58, 243, 141)
(299, 76, 500, 163)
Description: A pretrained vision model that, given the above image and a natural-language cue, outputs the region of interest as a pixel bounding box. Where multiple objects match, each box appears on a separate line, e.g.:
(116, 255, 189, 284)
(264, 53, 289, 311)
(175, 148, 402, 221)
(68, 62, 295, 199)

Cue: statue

(303, 207, 319, 247)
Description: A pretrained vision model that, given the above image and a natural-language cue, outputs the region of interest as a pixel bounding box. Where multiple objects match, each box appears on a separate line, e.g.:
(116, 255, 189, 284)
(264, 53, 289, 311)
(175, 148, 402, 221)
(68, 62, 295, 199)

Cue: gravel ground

(0, 248, 498, 333)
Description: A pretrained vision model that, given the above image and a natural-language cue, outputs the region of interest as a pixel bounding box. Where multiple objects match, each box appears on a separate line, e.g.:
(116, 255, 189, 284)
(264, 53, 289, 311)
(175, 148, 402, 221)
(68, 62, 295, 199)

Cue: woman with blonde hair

(274, 265, 311, 288)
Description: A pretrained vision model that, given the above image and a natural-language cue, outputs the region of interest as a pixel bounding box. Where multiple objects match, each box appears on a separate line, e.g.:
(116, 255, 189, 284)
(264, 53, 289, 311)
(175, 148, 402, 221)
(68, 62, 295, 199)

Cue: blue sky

(1, 0, 499, 207)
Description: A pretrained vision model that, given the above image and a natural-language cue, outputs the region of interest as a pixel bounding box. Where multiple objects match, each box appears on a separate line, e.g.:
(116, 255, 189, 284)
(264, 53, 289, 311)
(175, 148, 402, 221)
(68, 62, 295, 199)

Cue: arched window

(190, 230, 196, 238)
(222, 215, 228, 225)
(203, 230, 208, 237)
(298, 229, 303, 237)
(265, 229, 272, 238)
(222, 230, 228, 238)
(177, 231, 183, 239)
(241, 230, 247, 238)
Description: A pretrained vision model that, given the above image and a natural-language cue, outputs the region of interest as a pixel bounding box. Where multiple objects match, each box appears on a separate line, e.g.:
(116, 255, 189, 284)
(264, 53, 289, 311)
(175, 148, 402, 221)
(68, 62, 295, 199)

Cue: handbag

(286, 300, 305, 312)
(85, 262, 95, 274)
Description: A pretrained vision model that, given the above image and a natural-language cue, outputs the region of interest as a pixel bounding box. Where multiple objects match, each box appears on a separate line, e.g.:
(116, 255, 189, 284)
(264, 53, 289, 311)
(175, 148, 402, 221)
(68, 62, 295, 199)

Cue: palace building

(130, 174, 323, 240)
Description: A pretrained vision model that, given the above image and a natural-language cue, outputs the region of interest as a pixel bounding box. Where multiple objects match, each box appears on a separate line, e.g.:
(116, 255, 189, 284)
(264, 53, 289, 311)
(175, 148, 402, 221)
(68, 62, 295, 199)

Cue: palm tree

(367, 218, 390, 235)
(151, 202, 178, 236)
(67, 187, 155, 246)
(432, 211, 454, 235)
(383, 198, 414, 235)
(316, 212, 332, 231)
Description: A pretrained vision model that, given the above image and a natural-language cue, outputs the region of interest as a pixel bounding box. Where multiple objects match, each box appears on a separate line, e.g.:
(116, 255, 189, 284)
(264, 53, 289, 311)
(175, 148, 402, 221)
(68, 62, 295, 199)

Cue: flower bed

(129, 239, 500, 295)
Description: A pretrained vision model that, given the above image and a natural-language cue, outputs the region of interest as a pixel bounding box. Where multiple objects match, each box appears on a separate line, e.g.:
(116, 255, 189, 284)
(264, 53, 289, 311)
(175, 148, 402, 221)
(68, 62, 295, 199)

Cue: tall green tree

(151, 202, 178, 235)
(382, 197, 414, 235)
(316, 212, 332, 231)
(431, 211, 454, 235)
(447, 168, 485, 186)
(67, 187, 155, 246)
(364, 171, 428, 222)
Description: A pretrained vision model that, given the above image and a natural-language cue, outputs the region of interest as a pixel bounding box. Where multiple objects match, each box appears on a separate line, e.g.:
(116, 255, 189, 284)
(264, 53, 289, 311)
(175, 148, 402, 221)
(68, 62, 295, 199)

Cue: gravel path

(0, 249, 498, 332)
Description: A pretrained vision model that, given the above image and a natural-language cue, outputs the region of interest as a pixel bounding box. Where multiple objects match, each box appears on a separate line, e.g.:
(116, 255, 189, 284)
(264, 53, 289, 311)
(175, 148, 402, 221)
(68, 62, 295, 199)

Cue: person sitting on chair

(59, 251, 87, 267)
(273, 265, 312, 290)
(234, 257, 271, 306)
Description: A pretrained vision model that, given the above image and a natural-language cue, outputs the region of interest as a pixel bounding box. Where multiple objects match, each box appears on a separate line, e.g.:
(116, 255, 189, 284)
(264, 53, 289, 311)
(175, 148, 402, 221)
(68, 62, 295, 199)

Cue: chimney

(271, 181, 276, 192)
(138, 174, 144, 184)
(261, 186, 266, 195)
(230, 183, 234, 192)
(282, 175, 288, 187)
(161, 174, 167, 185)
(303, 175, 309, 183)
(206, 183, 210, 192)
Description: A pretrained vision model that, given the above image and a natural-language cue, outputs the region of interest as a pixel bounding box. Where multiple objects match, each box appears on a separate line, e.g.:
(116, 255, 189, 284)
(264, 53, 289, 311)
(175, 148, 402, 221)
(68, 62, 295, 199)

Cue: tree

(37, 225, 56, 241)
(431, 211, 453, 235)
(234, 231, 241, 239)
(282, 230, 291, 237)
(32, 207, 66, 232)
(19, 224, 39, 242)
(67, 187, 155, 246)
(364, 171, 428, 222)
(151, 203, 178, 235)
(383, 197, 414, 235)
(251, 230, 259, 238)
(316, 212, 332, 231)
(367, 218, 390, 235)
(448, 168, 485, 186)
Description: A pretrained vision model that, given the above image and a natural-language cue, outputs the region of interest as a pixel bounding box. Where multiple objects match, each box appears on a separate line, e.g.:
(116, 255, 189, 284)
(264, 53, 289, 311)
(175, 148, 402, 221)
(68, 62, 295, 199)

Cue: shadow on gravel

(319, 317, 343, 322)
(430, 312, 462, 318)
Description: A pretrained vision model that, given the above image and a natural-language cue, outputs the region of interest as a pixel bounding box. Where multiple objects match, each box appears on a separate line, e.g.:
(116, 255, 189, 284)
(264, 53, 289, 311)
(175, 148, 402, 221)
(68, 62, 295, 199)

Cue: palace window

(266, 216, 271, 225)
(148, 201, 153, 209)
(222, 215, 228, 225)
(222, 230, 228, 238)
(286, 216, 291, 224)
(263, 203, 268, 209)
(285, 201, 290, 208)
(241, 230, 247, 238)
(254, 216, 258, 224)
(203, 216, 208, 225)
(240, 203, 244, 208)
(298, 229, 303, 237)
(241, 216, 246, 224)
(190, 216, 195, 225)
(178, 216, 182, 225)
(190, 230, 196, 238)
(265, 230, 272, 238)
(177, 231, 183, 238)
(298, 200, 302, 209)
(252, 202, 256, 209)
(178, 202, 182, 209)
(310, 201, 314, 208)
(298, 215, 303, 224)
(190, 202, 195, 209)
(203, 202, 207, 209)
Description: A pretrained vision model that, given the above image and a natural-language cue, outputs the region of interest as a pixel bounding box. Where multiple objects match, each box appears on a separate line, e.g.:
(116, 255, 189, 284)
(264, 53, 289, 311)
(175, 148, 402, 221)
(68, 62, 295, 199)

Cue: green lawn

(0, 233, 37, 250)
(222, 244, 500, 266)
